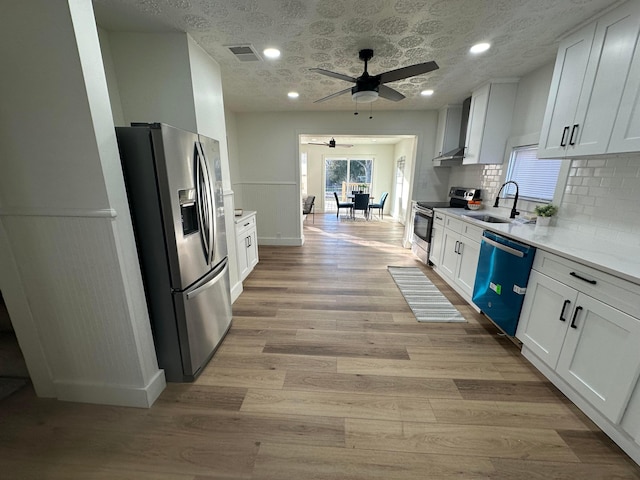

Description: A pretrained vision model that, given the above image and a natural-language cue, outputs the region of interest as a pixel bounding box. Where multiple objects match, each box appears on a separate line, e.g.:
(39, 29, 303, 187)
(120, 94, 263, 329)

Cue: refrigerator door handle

(195, 144, 210, 263)
(196, 142, 216, 265)
(482, 236, 525, 258)
(187, 258, 229, 300)
(197, 142, 216, 265)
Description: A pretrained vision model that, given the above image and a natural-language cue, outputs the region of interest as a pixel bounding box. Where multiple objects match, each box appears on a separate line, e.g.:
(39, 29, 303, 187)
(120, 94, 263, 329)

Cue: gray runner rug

(388, 266, 466, 323)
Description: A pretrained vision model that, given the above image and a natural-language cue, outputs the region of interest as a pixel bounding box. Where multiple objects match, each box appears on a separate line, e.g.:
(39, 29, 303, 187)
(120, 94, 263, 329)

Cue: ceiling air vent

(227, 45, 262, 62)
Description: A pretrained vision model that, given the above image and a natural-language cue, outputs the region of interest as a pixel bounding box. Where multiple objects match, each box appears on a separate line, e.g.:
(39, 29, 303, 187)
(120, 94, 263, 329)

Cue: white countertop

(436, 207, 640, 286)
(234, 210, 256, 224)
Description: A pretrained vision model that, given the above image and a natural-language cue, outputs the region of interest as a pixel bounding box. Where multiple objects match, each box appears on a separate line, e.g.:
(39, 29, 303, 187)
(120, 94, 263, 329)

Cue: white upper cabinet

(463, 81, 518, 165)
(539, 1, 640, 158)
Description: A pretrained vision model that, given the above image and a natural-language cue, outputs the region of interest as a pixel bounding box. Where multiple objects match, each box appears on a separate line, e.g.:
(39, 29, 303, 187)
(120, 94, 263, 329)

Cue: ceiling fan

(307, 137, 353, 148)
(311, 49, 439, 104)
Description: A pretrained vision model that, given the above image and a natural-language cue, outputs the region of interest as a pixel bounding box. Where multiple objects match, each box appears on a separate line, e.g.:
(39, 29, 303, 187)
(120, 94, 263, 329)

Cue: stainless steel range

(411, 187, 481, 265)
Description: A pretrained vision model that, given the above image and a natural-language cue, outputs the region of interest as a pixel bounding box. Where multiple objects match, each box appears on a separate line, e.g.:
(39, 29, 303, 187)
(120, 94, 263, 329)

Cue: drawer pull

(435, 215, 443, 220)
(559, 299, 571, 322)
(570, 271, 596, 285)
(244, 222, 251, 227)
(570, 306, 582, 329)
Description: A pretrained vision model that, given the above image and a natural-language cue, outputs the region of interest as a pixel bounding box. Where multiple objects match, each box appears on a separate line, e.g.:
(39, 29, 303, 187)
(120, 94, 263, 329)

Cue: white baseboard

(231, 280, 243, 303)
(54, 369, 166, 408)
(258, 237, 303, 246)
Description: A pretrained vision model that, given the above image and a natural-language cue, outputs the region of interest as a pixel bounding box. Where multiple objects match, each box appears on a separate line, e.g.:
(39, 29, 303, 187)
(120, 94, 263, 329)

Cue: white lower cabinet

(436, 214, 482, 302)
(235, 212, 259, 281)
(428, 220, 444, 266)
(556, 292, 640, 423)
(517, 250, 640, 463)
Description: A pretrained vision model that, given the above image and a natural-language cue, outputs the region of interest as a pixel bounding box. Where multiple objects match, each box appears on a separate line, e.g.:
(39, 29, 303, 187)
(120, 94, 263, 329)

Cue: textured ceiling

(93, 0, 619, 113)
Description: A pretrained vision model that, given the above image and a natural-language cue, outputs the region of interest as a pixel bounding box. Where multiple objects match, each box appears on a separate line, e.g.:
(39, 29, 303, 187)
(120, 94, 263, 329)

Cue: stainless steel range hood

(433, 96, 471, 166)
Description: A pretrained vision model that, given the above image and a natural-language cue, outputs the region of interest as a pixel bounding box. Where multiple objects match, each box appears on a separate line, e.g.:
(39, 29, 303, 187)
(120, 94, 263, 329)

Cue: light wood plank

(196, 367, 285, 389)
(338, 357, 505, 380)
(211, 352, 337, 372)
(345, 418, 580, 462)
(251, 443, 495, 480)
(283, 371, 462, 399)
(241, 388, 436, 422)
(429, 399, 594, 430)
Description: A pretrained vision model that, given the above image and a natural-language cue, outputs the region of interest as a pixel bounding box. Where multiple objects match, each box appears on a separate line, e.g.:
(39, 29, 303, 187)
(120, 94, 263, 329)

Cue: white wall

(107, 32, 196, 131)
(234, 110, 440, 245)
(0, 0, 164, 407)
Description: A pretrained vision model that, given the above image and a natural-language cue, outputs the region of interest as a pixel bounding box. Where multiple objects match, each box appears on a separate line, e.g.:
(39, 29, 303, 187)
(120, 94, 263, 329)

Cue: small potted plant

(534, 204, 558, 226)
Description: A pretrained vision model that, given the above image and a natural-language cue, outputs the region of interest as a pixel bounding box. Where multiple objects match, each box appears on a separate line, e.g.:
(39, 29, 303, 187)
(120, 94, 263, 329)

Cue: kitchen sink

(464, 214, 512, 224)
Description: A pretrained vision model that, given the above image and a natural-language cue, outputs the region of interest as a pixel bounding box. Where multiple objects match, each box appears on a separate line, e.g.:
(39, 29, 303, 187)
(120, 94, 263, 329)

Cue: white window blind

(504, 146, 562, 202)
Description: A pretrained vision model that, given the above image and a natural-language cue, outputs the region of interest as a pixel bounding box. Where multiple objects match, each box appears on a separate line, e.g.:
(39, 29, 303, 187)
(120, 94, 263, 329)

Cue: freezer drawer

(172, 258, 232, 380)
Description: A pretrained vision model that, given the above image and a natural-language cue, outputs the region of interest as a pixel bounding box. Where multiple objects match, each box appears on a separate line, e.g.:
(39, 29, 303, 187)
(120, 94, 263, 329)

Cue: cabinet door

(572, 2, 640, 156)
(556, 292, 640, 423)
(516, 271, 577, 369)
(440, 229, 459, 280)
(609, 3, 640, 152)
(454, 237, 480, 298)
(463, 83, 490, 164)
(246, 228, 258, 270)
(236, 235, 249, 281)
(429, 223, 444, 266)
(538, 24, 596, 158)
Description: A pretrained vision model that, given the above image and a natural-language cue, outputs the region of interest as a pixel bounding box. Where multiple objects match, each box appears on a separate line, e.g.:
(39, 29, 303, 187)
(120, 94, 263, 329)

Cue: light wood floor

(1, 213, 639, 479)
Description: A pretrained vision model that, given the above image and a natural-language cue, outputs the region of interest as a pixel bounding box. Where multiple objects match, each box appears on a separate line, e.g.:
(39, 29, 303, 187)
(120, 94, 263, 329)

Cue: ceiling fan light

(421, 89, 434, 96)
(288, 91, 299, 98)
(352, 90, 379, 103)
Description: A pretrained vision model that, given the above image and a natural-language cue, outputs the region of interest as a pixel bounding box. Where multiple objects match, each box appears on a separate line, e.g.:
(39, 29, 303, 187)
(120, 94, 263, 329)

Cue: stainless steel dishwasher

(472, 231, 536, 336)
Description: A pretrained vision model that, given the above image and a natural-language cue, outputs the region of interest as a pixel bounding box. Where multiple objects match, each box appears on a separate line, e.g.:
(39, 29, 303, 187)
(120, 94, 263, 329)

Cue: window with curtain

(503, 146, 562, 202)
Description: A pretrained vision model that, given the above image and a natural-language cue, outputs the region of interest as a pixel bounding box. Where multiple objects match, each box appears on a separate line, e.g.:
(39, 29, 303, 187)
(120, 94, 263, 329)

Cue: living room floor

(1, 213, 639, 479)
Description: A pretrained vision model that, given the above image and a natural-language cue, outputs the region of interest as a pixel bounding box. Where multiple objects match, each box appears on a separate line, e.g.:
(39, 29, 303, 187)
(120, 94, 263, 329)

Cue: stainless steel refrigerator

(116, 123, 232, 382)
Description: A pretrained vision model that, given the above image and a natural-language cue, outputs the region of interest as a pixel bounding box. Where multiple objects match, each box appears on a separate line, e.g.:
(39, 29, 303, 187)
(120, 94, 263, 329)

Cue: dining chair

(353, 193, 370, 220)
(302, 195, 315, 223)
(369, 191, 388, 219)
(333, 192, 353, 218)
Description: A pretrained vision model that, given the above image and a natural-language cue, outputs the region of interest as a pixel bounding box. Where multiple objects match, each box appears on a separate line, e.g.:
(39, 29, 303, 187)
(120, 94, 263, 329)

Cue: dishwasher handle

(482, 236, 525, 258)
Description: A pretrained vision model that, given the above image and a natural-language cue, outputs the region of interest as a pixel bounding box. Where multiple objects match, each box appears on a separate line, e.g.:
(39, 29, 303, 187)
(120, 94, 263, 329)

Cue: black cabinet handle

(569, 124, 579, 145)
(560, 126, 570, 147)
(435, 215, 443, 221)
(559, 299, 571, 322)
(458, 242, 463, 255)
(570, 271, 596, 285)
(454, 240, 459, 254)
(570, 306, 582, 329)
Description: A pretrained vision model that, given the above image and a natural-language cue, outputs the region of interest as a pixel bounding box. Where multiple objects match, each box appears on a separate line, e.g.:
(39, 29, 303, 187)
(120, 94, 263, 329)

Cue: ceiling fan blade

(334, 144, 354, 148)
(378, 85, 405, 102)
(308, 142, 329, 146)
(379, 61, 439, 84)
(309, 68, 357, 83)
(313, 87, 352, 103)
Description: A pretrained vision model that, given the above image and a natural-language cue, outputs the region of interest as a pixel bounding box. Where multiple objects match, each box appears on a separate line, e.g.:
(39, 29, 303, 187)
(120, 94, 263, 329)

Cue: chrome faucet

(494, 181, 520, 219)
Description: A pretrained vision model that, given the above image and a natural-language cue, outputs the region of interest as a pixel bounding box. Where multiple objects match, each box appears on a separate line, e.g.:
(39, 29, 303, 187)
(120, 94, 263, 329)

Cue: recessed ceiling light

(263, 48, 281, 59)
(288, 91, 299, 99)
(372, 139, 377, 142)
(470, 43, 491, 54)
(420, 89, 434, 96)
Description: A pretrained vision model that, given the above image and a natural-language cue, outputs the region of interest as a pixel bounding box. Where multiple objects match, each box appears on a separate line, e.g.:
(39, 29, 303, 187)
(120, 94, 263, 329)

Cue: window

(503, 146, 562, 202)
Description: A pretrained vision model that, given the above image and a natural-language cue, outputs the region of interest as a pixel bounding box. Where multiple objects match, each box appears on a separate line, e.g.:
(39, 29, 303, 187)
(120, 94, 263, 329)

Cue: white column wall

(0, 0, 164, 407)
